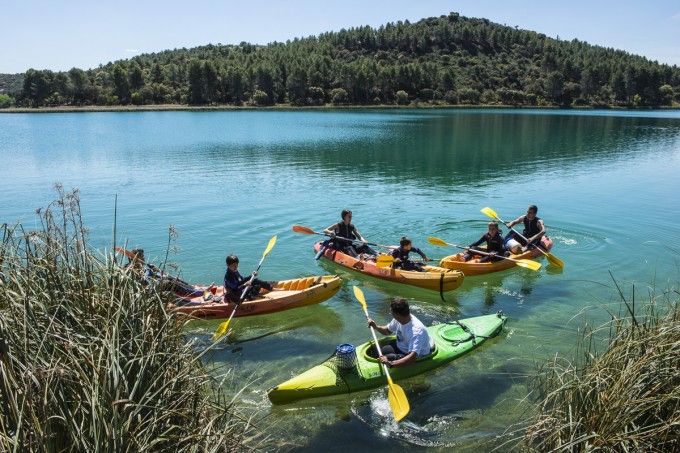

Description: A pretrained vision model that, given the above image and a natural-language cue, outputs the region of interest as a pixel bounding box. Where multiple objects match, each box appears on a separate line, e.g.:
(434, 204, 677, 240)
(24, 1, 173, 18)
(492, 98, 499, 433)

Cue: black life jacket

(393, 247, 411, 261)
(486, 232, 505, 253)
(523, 216, 541, 237)
(336, 222, 357, 240)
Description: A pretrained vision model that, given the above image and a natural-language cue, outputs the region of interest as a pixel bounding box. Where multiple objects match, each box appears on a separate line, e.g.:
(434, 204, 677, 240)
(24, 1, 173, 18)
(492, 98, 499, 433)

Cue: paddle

(213, 235, 278, 341)
(353, 286, 409, 422)
(375, 254, 395, 268)
(427, 236, 542, 271)
(292, 225, 393, 250)
(115, 246, 166, 277)
(480, 207, 564, 268)
(375, 254, 430, 269)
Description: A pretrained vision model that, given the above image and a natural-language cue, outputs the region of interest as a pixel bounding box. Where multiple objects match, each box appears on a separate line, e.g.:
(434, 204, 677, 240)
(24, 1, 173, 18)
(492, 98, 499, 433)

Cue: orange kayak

(439, 236, 554, 276)
(170, 275, 341, 319)
(313, 242, 464, 292)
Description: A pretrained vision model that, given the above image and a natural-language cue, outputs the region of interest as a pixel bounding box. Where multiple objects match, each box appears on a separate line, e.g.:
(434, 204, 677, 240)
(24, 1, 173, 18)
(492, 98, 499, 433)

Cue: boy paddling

(366, 299, 434, 368)
(323, 209, 377, 258)
(505, 205, 546, 253)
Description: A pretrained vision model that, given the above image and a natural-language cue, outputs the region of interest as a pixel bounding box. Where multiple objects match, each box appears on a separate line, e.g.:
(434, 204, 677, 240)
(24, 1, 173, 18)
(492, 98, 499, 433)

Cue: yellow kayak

(439, 236, 553, 276)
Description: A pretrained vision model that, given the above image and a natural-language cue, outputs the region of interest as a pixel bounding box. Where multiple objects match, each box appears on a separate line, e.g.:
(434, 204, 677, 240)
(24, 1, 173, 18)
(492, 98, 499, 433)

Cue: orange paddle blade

(292, 225, 316, 235)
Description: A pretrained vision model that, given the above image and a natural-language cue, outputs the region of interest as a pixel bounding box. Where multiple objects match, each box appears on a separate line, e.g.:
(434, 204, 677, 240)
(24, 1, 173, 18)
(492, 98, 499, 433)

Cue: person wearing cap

(462, 221, 509, 262)
(505, 205, 546, 253)
(366, 299, 434, 368)
(390, 236, 430, 271)
(224, 254, 276, 303)
(323, 209, 377, 258)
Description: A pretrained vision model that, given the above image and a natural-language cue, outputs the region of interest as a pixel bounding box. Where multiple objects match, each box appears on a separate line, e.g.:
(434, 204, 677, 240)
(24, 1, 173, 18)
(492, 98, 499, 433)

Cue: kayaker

(463, 222, 509, 262)
(390, 236, 430, 271)
(125, 248, 207, 297)
(323, 209, 377, 258)
(125, 248, 160, 283)
(224, 255, 275, 303)
(505, 205, 546, 253)
(366, 299, 434, 368)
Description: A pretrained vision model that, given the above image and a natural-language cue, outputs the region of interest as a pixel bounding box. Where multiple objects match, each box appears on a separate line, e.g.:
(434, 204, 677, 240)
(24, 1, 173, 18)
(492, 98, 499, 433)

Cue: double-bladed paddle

(353, 285, 410, 422)
(427, 236, 541, 271)
(480, 207, 564, 268)
(292, 225, 392, 249)
(213, 235, 278, 341)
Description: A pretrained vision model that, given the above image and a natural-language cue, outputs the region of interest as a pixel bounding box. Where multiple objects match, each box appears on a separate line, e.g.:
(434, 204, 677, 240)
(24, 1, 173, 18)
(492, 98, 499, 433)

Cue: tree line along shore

(1, 12, 679, 110)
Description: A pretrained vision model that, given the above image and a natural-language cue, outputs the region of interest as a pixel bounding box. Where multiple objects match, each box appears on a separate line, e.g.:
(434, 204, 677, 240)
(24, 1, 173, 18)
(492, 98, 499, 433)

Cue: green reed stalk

(0, 188, 268, 451)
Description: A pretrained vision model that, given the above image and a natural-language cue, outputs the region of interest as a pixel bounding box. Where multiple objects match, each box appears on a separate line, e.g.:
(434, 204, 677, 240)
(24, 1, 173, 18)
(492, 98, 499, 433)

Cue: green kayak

(268, 312, 507, 404)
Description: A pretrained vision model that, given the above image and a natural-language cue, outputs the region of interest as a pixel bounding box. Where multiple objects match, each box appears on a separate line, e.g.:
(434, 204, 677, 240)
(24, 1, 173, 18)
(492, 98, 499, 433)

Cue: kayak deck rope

(444, 320, 494, 346)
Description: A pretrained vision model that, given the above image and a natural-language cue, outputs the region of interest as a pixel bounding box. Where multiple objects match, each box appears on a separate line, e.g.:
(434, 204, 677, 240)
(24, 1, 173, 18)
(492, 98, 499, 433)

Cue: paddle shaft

(447, 241, 533, 265)
(362, 306, 397, 379)
(239, 253, 268, 301)
(303, 228, 392, 250)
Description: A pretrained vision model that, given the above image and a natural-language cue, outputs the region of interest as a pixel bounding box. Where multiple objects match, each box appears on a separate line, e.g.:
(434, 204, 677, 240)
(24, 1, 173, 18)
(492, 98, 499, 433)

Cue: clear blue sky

(1, 0, 679, 73)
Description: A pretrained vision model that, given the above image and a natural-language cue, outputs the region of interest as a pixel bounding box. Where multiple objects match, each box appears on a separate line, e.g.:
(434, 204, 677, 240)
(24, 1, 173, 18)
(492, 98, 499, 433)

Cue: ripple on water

(351, 392, 487, 448)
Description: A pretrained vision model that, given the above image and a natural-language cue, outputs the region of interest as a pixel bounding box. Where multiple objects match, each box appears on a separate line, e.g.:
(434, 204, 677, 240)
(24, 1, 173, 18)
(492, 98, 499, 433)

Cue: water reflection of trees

(198, 112, 680, 188)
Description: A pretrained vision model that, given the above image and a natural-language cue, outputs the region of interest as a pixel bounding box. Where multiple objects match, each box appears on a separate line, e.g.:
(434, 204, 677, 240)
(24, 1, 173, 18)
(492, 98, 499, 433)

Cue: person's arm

(323, 223, 338, 236)
(380, 351, 417, 367)
(527, 219, 546, 243)
(353, 226, 367, 243)
(507, 215, 524, 228)
(468, 235, 486, 249)
(412, 247, 429, 261)
(224, 270, 241, 292)
(367, 318, 392, 335)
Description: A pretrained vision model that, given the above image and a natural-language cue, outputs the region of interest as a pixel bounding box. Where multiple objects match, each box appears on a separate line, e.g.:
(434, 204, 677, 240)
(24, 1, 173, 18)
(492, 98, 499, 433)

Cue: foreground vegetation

(521, 284, 680, 451)
(0, 188, 265, 451)
(2, 12, 679, 109)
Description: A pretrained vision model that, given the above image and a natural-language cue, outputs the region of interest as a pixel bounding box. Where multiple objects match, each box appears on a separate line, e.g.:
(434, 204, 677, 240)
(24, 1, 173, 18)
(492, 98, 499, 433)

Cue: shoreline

(2, 103, 679, 113)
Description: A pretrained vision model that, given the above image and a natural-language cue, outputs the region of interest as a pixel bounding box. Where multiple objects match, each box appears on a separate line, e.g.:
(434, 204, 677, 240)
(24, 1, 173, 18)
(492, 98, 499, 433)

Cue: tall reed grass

(0, 188, 266, 451)
(522, 282, 679, 451)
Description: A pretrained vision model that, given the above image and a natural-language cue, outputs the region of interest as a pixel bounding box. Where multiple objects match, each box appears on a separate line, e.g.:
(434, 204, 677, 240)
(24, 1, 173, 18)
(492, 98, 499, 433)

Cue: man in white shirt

(367, 299, 434, 368)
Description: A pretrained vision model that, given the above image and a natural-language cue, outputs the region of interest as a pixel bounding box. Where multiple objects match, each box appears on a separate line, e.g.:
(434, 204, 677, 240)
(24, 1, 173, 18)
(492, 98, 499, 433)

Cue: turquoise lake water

(1, 109, 680, 450)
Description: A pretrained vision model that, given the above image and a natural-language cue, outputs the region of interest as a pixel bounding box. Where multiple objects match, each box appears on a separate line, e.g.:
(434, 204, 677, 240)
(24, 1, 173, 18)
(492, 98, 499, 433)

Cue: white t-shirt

(387, 314, 434, 358)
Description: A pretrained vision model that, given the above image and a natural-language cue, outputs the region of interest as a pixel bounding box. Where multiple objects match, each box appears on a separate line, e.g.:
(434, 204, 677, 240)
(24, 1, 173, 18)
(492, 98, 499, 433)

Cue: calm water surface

(2, 109, 680, 450)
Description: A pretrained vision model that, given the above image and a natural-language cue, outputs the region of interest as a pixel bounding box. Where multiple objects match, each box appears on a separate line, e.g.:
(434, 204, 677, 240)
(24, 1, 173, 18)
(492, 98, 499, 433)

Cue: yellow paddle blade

(481, 207, 500, 220)
(515, 259, 542, 271)
(263, 235, 277, 257)
(292, 225, 315, 235)
(427, 236, 449, 247)
(386, 376, 410, 422)
(352, 285, 367, 312)
(375, 255, 395, 267)
(547, 253, 565, 268)
(213, 319, 231, 341)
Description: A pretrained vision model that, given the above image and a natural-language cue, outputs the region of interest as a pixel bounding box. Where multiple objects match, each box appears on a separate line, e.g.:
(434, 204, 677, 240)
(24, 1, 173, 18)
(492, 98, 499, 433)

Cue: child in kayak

(390, 236, 430, 271)
(463, 222, 509, 262)
(366, 299, 434, 368)
(323, 209, 377, 258)
(224, 254, 275, 303)
(505, 205, 546, 253)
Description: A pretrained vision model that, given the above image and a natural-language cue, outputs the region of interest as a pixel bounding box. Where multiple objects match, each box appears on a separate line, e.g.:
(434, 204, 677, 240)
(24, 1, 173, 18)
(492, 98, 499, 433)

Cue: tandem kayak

(439, 236, 554, 276)
(268, 312, 507, 404)
(313, 242, 464, 293)
(170, 275, 341, 319)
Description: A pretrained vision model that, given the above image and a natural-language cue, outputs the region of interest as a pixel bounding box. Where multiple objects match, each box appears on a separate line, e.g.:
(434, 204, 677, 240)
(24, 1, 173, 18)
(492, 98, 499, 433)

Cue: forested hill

(3, 12, 680, 109)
